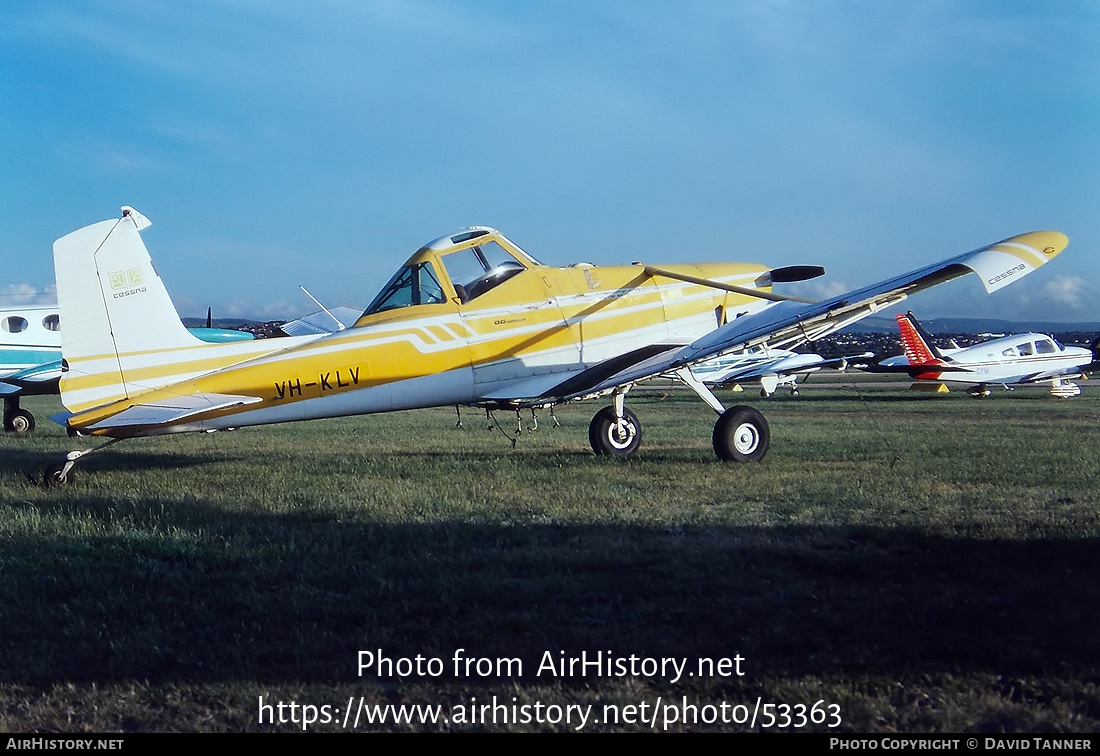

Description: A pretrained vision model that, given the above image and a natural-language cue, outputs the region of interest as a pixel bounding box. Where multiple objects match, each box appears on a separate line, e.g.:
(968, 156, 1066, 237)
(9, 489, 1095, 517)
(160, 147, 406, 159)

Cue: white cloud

(787, 278, 852, 301)
(1036, 275, 1092, 311)
(0, 283, 56, 307)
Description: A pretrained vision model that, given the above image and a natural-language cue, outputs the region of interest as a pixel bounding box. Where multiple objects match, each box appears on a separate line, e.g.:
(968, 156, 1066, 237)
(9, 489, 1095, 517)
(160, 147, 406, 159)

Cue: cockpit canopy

(1000, 336, 1063, 358)
(361, 227, 539, 319)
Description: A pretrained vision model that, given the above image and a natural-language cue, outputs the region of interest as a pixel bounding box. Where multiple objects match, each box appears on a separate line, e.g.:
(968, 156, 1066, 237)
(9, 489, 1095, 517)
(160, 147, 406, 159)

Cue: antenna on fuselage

(298, 285, 346, 332)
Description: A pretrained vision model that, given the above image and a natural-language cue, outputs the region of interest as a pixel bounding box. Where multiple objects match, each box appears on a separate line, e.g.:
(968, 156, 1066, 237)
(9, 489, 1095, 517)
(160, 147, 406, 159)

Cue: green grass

(2, 382, 1100, 732)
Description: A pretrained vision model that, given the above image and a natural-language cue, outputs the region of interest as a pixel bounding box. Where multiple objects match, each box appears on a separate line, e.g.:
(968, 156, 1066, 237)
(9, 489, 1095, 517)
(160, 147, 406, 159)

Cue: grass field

(2, 379, 1100, 732)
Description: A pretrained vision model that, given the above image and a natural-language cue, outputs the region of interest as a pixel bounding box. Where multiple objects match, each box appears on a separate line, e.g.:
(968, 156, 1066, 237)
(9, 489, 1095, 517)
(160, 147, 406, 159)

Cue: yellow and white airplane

(44, 207, 1068, 484)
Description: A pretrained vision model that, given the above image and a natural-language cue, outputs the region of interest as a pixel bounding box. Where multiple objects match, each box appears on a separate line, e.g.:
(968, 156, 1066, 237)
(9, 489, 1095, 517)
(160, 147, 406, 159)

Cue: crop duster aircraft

(43, 207, 1068, 484)
(869, 311, 1098, 398)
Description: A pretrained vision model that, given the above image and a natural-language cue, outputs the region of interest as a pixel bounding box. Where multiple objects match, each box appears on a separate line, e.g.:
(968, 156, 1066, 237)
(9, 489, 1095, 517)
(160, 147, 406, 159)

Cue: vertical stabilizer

(54, 208, 205, 410)
(896, 312, 944, 365)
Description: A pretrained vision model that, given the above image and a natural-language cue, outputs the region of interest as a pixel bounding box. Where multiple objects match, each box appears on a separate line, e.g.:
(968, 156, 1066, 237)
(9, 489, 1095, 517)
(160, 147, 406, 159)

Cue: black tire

(5, 409, 35, 434)
(713, 405, 770, 462)
(588, 406, 642, 456)
(44, 462, 75, 487)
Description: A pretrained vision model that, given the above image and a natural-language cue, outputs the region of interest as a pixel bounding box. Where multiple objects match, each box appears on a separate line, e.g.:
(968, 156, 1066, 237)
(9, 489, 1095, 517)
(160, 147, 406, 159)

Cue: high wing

(541, 231, 1068, 401)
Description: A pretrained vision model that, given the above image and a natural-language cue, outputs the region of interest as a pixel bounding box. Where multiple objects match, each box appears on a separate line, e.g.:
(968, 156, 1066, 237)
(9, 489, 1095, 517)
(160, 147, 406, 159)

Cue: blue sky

(1, 1, 1097, 322)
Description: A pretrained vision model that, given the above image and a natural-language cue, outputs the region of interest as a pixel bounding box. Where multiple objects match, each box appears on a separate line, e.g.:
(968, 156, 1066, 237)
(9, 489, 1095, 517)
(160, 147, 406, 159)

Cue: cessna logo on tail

(109, 268, 147, 299)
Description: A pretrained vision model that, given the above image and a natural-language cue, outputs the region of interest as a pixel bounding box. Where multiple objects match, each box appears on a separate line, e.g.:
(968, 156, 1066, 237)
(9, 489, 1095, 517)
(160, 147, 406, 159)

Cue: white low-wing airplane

(690, 347, 873, 396)
(869, 311, 1098, 397)
(42, 207, 1068, 484)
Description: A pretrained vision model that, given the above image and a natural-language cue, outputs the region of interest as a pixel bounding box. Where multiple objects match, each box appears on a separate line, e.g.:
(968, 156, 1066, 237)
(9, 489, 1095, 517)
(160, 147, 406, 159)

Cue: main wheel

(43, 462, 75, 487)
(5, 409, 35, 434)
(589, 406, 642, 455)
(713, 405, 770, 462)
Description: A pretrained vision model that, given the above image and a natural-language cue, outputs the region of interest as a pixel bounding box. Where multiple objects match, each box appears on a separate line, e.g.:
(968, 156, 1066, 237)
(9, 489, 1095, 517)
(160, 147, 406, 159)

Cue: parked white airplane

(0, 305, 61, 432)
(869, 312, 1098, 397)
(691, 347, 873, 396)
(0, 303, 254, 433)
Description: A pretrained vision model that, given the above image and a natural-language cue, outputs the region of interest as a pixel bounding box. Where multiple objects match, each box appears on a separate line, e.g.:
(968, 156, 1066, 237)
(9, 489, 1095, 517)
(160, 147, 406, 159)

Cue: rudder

(895, 312, 944, 365)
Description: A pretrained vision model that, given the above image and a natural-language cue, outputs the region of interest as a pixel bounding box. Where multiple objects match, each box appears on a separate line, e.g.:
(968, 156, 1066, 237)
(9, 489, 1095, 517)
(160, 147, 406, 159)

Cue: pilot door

(439, 242, 580, 389)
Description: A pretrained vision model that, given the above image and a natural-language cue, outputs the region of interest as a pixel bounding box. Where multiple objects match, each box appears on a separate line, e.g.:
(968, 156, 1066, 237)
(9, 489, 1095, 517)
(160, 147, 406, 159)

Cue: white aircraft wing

(280, 306, 362, 337)
(692, 352, 825, 385)
(544, 230, 1068, 401)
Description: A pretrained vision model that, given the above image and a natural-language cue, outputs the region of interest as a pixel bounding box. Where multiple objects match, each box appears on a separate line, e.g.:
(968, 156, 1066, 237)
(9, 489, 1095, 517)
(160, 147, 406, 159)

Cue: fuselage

(65, 228, 773, 436)
(0, 306, 60, 379)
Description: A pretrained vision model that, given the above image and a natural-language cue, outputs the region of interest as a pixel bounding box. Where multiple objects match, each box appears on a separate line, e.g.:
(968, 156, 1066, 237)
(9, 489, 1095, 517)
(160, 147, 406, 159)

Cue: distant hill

(842, 315, 1100, 335)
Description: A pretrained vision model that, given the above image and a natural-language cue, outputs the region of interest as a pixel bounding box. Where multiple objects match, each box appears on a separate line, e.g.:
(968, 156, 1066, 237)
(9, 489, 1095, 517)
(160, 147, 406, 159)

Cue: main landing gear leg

(3, 397, 35, 434)
(674, 367, 771, 462)
(43, 437, 125, 487)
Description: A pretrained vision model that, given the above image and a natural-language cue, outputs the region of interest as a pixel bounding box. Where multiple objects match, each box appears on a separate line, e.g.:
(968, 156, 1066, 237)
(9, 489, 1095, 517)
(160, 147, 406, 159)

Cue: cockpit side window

(440, 241, 526, 303)
(440, 249, 486, 294)
(1035, 339, 1057, 355)
(419, 263, 445, 305)
(478, 241, 522, 270)
(363, 261, 446, 316)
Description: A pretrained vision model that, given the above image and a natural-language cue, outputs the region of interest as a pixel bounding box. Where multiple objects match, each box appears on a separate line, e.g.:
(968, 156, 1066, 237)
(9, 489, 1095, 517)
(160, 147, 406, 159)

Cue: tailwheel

(4, 409, 35, 434)
(589, 406, 642, 455)
(712, 405, 770, 462)
(43, 462, 76, 487)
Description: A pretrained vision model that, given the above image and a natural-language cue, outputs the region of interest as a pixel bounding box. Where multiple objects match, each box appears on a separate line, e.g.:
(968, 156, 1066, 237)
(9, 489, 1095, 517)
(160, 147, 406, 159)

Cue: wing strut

(674, 367, 726, 414)
(644, 266, 817, 304)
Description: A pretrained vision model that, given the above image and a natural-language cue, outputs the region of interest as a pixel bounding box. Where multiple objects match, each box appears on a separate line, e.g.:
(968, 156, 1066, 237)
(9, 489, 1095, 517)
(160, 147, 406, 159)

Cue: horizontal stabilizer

(81, 393, 262, 430)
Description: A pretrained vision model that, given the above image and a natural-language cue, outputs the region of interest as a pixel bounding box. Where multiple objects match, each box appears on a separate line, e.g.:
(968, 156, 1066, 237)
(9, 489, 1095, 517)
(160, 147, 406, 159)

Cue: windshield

(362, 262, 446, 316)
